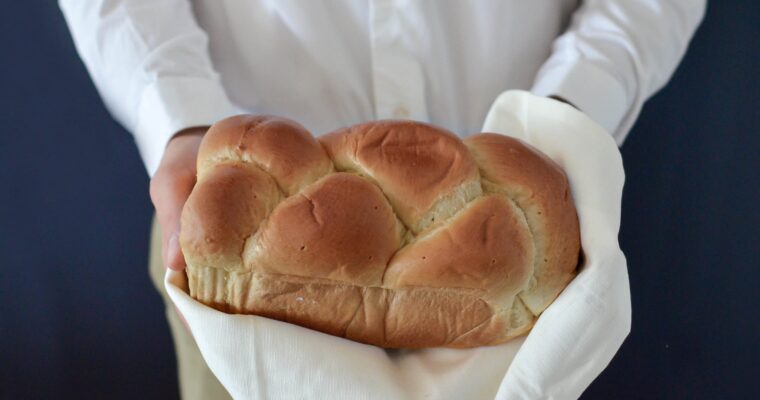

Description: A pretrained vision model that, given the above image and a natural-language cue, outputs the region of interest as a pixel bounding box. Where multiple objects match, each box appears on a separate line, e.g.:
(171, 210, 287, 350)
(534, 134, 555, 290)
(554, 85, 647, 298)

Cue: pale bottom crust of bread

(187, 266, 536, 348)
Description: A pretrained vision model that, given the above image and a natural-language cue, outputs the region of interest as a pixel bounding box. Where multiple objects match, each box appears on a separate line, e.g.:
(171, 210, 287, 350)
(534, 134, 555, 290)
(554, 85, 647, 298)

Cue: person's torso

(192, 0, 577, 137)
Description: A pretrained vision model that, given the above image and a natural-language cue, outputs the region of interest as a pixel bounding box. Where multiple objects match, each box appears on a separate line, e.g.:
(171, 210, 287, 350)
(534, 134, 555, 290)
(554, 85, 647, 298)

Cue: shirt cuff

(531, 60, 628, 144)
(134, 77, 241, 176)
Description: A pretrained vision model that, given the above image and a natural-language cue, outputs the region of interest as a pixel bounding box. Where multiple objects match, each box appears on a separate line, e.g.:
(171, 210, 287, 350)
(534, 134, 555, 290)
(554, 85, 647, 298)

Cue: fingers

(149, 129, 206, 270)
(151, 166, 194, 271)
(151, 165, 196, 270)
(166, 231, 184, 271)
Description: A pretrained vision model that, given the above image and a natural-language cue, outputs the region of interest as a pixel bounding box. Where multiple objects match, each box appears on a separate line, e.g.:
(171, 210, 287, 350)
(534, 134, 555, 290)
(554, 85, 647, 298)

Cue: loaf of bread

(180, 115, 580, 348)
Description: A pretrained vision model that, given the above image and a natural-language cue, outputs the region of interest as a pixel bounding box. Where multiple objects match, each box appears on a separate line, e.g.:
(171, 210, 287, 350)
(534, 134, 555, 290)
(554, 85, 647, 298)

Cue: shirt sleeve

(531, 0, 707, 145)
(59, 0, 240, 175)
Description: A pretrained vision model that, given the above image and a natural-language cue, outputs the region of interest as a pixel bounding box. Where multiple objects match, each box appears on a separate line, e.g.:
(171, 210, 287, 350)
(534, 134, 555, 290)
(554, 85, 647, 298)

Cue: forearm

(59, 0, 238, 175)
(532, 0, 707, 144)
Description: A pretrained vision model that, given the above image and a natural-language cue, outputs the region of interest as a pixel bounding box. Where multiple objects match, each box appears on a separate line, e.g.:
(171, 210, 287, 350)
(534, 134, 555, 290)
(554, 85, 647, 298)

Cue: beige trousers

(148, 217, 233, 400)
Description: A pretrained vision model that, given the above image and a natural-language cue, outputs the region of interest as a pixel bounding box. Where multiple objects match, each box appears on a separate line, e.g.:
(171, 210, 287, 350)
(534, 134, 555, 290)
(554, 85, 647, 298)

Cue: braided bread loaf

(180, 115, 580, 348)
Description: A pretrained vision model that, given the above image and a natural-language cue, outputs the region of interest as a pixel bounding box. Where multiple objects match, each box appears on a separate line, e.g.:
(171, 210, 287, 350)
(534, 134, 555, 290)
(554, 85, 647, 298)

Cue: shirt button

(392, 105, 411, 119)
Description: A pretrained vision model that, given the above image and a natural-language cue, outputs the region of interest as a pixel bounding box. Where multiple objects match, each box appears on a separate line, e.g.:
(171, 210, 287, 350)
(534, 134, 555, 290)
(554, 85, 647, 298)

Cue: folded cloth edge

(484, 90, 631, 400)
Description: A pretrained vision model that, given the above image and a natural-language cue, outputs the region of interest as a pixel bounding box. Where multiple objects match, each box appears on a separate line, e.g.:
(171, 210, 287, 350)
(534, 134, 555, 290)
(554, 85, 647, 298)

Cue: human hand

(149, 127, 208, 271)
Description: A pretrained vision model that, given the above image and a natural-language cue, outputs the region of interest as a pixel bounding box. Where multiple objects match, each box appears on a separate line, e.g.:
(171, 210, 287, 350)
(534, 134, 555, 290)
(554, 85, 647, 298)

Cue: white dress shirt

(60, 0, 705, 176)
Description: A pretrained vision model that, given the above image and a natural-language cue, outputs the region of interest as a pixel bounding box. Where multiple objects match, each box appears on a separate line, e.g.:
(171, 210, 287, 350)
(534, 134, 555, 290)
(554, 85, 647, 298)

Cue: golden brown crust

(244, 173, 403, 286)
(181, 117, 581, 348)
(384, 195, 533, 305)
(464, 133, 581, 314)
(180, 163, 280, 271)
(198, 115, 334, 195)
(319, 120, 481, 233)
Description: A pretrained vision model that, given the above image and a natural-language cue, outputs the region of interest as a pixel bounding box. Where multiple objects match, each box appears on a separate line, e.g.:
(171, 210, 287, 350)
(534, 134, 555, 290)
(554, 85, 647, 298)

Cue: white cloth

(165, 91, 631, 400)
(59, 0, 705, 175)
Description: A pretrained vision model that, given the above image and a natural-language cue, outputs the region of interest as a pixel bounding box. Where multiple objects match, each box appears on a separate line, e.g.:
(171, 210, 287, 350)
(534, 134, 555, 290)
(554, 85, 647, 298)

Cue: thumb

(166, 226, 186, 271)
(151, 170, 195, 271)
(149, 128, 207, 270)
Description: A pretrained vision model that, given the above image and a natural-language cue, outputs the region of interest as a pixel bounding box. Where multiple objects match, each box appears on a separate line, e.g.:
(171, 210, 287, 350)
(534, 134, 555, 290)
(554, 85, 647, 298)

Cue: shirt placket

(369, 0, 428, 122)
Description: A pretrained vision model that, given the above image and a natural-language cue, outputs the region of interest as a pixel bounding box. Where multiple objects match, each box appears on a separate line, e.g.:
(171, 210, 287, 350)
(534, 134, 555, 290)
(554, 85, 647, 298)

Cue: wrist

(171, 126, 209, 141)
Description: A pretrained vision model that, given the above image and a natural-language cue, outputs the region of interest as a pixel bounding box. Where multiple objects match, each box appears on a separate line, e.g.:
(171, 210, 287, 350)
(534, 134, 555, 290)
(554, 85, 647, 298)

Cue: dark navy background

(1, 2, 758, 399)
